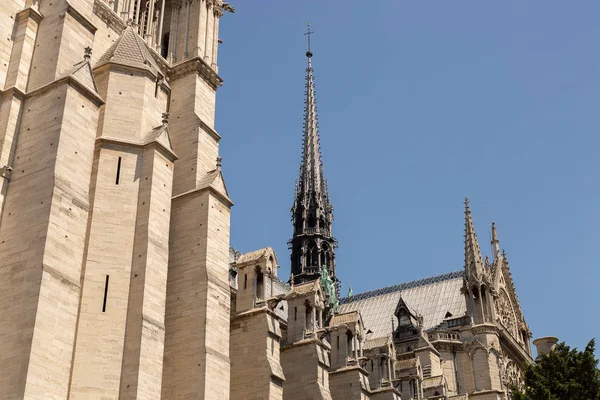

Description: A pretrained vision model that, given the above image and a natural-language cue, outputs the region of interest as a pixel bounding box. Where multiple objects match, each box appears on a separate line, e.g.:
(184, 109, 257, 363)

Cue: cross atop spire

(305, 21, 314, 57)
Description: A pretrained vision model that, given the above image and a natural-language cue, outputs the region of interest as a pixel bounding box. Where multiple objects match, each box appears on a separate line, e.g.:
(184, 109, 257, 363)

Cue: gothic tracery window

(495, 289, 519, 339)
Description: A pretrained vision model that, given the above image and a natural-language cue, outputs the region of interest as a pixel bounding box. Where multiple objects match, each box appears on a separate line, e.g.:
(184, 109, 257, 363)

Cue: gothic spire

(289, 23, 336, 287)
(464, 198, 484, 279)
(297, 23, 327, 203)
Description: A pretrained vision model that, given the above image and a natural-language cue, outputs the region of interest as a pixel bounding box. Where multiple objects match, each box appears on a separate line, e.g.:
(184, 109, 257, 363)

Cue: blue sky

(215, 1, 599, 355)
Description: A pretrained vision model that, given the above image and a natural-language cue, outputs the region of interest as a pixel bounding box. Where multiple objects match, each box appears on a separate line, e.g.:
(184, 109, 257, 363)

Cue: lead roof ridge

(340, 270, 464, 304)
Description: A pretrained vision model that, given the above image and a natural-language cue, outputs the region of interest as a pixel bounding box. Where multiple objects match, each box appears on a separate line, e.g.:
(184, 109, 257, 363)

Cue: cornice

(93, 62, 169, 92)
(93, 0, 125, 34)
(65, 2, 97, 34)
(198, 117, 221, 141)
(471, 324, 498, 336)
(168, 56, 223, 90)
(0, 86, 26, 101)
(171, 180, 234, 207)
(498, 326, 533, 365)
(16, 6, 43, 23)
(24, 73, 104, 107)
(97, 136, 178, 161)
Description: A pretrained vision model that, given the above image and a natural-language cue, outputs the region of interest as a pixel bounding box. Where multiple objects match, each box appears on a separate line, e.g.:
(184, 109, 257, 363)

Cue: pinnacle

(463, 198, 484, 278)
(491, 221, 498, 242)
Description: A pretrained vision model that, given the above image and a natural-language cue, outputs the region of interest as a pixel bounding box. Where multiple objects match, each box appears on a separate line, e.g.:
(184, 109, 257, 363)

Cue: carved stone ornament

(495, 289, 519, 341)
(501, 357, 524, 395)
(93, 0, 126, 33)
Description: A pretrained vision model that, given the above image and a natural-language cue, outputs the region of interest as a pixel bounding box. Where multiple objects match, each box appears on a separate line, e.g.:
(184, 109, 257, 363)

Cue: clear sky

(215, 1, 599, 356)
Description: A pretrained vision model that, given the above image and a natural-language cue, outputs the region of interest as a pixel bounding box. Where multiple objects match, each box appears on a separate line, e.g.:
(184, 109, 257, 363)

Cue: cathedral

(0, 1, 552, 399)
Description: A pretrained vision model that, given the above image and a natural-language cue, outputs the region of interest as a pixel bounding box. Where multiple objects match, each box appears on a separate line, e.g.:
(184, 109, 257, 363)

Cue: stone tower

(289, 30, 337, 287)
(0, 1, 233, 399)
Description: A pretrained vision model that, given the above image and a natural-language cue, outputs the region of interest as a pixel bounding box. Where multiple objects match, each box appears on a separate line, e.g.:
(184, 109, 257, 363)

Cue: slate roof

(339, 271, 466, 339)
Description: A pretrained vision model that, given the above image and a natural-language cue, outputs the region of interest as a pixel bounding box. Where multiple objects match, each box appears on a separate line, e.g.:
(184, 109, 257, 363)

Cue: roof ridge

(340, 270, 464, 304)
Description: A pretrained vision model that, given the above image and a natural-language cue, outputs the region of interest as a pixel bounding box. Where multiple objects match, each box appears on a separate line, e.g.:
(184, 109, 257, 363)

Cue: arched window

(346, 330, 353, 358)
(307, 242, 318, 267)
(305, 302, 313, 332)
(321, 243, 330, 267)
(308, 213, 316, 228)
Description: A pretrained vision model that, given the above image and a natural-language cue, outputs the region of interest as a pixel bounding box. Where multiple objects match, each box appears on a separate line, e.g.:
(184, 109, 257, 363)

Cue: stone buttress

(230, 247, 286, 400)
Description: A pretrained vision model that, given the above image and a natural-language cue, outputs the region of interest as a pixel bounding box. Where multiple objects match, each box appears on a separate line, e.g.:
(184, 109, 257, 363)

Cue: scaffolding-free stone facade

(0, 0, 233, 399)
(0, 1, 537, 399)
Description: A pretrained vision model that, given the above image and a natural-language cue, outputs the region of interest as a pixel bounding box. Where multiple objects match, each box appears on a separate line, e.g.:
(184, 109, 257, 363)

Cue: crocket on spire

(464, 198, 485, 280)
(289, 23, 336, 287)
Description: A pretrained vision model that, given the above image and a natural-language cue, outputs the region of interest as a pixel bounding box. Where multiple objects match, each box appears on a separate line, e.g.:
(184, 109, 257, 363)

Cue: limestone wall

(0, 81, 99, 399)
(230, 310, 284, 400)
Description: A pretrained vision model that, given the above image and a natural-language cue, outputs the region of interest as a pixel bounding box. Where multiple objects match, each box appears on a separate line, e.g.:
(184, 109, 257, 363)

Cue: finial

(491, 222, 498, 242)
(290, 273, 294, 289)
(216, 156, 222, 168)
(84, 46, 92, 60)
(162, 112, 169, 125)
(304, 21, 314, 58)
(464, 197, 472, 216)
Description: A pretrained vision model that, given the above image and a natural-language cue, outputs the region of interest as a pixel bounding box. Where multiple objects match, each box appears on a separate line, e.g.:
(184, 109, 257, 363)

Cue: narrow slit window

(102, 275, 110, 312)
(294, 307, 297, 321)
(244, 274, 247, 289)
(116, 157, 122, 184)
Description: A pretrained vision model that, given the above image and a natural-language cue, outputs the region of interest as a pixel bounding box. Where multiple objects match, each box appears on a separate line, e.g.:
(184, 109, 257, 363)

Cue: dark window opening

(102, 275, 110, 312)
(161, 33, 169, 58)
(256, 268, 264, 299)
(244, 274, 247, 289)
(116, 157, 122, 184)
(294, 306, 297, 321)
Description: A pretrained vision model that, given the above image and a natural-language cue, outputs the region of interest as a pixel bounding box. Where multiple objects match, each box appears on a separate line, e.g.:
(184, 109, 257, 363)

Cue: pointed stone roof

(236, 247, 278, 265)
(68, 59, 99, 94)
(142, 122, 176, 158)
(464, 198, 485, 280)
(55, 49, 103, 106)
(330, 311, 361, 327)
(297, 52, 326, 200)
(287, 280, 322, 298)
(95, 25, 163, 76)
(289, 34, 337, 286)
(197, 166, 230, 201)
